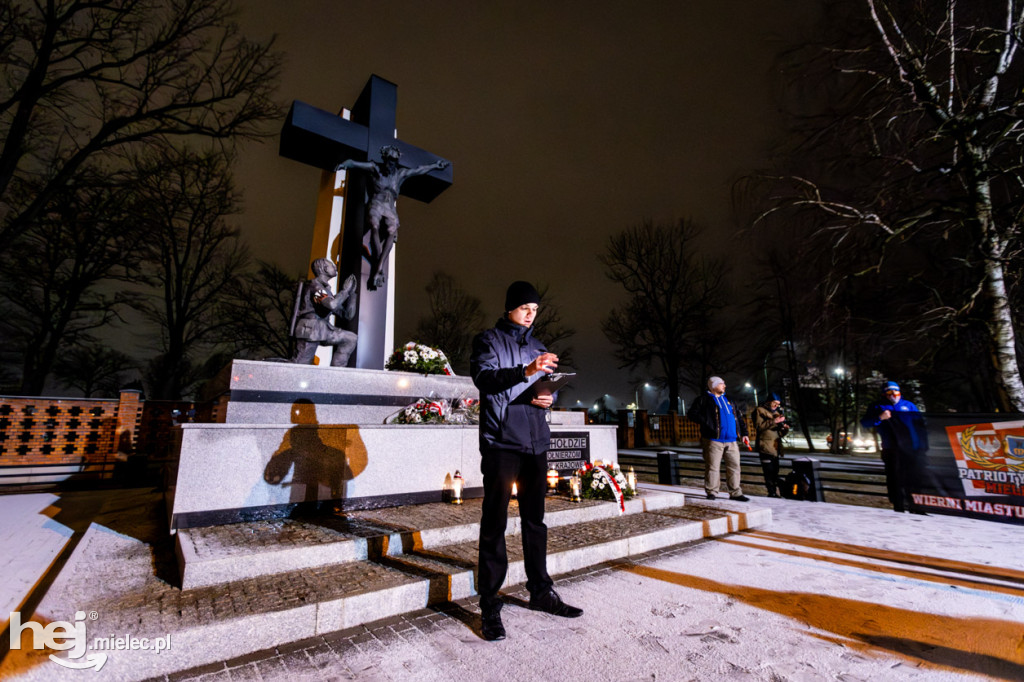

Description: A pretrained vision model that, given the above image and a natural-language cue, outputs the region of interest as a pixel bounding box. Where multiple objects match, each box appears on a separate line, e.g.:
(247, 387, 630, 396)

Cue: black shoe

(730, 495, 750, 502)
(705, 493, 716, 500)
(481, 609, 506, 641)
(529, 589, 583, 618)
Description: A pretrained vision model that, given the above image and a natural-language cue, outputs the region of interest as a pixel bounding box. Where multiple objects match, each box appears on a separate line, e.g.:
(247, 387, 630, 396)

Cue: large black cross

(279, 74, 453, 369)
(280, 74, 452, 202)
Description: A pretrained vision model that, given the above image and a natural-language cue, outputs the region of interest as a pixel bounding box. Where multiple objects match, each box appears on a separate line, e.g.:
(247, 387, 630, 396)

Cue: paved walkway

(2, 486, 1022, 681)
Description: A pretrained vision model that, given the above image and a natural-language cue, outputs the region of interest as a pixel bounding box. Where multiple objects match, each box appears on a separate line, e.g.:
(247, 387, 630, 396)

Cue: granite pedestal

(169, 361, 614, 531)
(205, 359, 480, 425)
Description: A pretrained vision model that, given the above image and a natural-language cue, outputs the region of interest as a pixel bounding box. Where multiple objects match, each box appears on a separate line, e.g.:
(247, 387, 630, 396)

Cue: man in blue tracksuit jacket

(470, 281, 582, 642)
(860, 380, 929, 512)
(687, 376, 751, 501)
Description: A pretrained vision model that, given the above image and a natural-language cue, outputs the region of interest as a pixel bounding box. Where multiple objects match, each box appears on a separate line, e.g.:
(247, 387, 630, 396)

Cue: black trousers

(477, 448, 553, 611)
(759, 454, 780, 496)
(880, 446, 921, 509)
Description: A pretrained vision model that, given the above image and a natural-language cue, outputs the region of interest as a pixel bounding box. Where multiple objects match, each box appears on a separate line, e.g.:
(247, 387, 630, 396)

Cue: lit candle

(511, 482, 518, 498)
(569, 476, 581, 503)
(546, 468, 559, 491)
(452, 470, 464, 505)
(626, 466, 637, 492)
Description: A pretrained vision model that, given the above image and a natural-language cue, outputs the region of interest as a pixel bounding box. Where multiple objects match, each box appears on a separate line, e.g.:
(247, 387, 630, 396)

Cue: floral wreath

(386, 342, 453, 376)
(576, 461, 636, 513)
(386, 395, 479, 425)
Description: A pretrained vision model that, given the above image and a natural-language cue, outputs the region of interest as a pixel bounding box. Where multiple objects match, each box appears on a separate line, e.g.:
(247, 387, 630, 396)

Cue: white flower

(422, 348, 438, 360)
(404, 350, 419, 364)
(405, 342, 416, 350)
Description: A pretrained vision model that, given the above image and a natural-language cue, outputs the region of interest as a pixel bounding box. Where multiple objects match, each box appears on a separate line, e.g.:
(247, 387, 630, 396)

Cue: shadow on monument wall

(263, 399, 368, 509)
(611, 561, 1024, 678)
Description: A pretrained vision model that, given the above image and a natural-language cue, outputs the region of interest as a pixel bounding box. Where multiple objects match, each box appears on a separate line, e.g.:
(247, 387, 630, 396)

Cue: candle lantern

(452, 470, 464, 505)
(546, 468, 559, 492)
(569, 475, 582, 503)
(626, 466, 637, 492)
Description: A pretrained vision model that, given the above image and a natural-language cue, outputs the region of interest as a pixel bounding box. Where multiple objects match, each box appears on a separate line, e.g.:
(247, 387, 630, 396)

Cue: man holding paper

(470, 280, 583, 642)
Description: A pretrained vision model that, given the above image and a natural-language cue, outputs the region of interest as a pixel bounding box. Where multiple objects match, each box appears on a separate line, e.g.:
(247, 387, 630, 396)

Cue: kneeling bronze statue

(290, 258, 357, 366)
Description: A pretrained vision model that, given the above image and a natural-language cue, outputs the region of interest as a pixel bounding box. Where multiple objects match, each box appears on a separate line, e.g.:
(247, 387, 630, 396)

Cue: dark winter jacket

(687, 391, 749, 441)
(860, 398, 927, 453)
(754, 402, 789, 456)
(470, 317, 551, 455)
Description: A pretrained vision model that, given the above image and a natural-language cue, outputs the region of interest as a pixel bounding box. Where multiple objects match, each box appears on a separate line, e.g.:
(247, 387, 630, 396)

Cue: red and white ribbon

(593, 466, 625, 514)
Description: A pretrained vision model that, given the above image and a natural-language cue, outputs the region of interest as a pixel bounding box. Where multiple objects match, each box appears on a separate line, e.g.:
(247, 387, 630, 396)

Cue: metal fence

(618, 448, 890, 500)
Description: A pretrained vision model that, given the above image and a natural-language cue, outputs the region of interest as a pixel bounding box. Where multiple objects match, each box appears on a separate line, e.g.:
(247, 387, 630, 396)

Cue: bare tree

(759, 0, 1024, 410)
(217, 260, 302, 361)
(414, 271, 486, 373)
(531, 283, 576, 370)
(0, 173, 145, 394)
(134, 147, 249, 399)
(0, 0, 281, 251)
(54, 342, 135, 397)
(600, 219, 728, 413)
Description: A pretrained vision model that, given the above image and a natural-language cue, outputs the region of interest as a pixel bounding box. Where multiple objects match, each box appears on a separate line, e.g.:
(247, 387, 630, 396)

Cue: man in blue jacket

(687, 376, 750, 501)
(860, 381, 929, 512)
(470, 281, 583, 642)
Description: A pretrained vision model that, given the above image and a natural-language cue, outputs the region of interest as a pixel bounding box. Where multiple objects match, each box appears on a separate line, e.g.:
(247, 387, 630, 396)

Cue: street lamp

(634, 382, 653, 412)
(744, 382, 758, 407)
(833, 368, 848, 453)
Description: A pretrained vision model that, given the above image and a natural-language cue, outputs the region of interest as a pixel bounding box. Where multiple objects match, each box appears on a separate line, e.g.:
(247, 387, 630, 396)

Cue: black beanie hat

(505, 281, 541, 311)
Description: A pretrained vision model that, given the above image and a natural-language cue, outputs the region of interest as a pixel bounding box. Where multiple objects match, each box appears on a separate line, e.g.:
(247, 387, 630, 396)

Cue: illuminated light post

(833, 367, 848, 453)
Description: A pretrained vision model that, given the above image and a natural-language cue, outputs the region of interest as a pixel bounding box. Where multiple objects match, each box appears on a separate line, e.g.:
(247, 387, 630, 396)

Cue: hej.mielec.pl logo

(9, 610, 171, 672)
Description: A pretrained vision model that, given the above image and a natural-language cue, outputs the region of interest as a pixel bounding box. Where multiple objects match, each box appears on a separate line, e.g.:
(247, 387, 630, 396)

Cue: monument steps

(175, 489, 700, 589)
(11, 491, 770, 682)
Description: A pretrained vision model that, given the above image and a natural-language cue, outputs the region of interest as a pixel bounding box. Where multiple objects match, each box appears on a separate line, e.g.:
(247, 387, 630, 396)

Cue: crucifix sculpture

(279, 75, 453, 369)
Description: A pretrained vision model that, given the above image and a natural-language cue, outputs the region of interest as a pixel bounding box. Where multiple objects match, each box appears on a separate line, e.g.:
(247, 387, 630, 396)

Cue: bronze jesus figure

(336, 145, 449, 290)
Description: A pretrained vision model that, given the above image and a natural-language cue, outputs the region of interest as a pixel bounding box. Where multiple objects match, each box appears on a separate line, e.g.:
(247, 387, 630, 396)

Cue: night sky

(234, 1, 821, 408)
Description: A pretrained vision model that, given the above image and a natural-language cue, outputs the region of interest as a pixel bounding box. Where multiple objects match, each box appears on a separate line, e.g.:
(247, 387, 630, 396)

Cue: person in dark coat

(687, 376, 751, 501)
(470, 281, 582, 641)
(754, 394, 789, 498)
(860, 381, 929, 512)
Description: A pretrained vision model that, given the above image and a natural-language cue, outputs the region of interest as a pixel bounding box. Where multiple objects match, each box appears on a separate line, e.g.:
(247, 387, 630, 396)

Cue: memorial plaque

(547, 431, 591, 472)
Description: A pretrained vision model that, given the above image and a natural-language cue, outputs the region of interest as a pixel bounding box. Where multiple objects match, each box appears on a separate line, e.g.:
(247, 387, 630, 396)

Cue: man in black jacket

(687, 376, 751, 501)
(470, 281, 583, 642)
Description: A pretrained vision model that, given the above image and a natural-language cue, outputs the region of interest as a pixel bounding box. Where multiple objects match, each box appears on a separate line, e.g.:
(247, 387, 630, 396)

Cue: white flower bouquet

(385, 342, 454, 376)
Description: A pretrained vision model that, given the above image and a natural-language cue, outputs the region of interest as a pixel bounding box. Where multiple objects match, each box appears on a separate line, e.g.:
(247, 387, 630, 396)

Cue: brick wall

(0, 391, 212, 468)
(0, 396, 120, 466)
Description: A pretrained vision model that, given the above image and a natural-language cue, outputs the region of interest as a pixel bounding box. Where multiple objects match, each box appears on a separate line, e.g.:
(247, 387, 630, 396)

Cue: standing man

(687, 376, 751, 501)
(860, 381, 928, 512)
(470, 281, 583, 642)
(754, 393, 789, 498)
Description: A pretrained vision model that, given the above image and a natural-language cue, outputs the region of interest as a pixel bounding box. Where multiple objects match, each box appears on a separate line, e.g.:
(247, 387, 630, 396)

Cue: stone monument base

(204, 359, 482, 426)
(166, 422, 617, 531)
